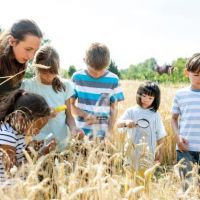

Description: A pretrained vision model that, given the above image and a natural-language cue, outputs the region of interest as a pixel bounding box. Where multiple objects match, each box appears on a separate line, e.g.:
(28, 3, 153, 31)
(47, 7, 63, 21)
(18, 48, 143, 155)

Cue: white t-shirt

(21, 77, 74, 151)
(118, 106, 166, 170)
(0, 123, 25, 183)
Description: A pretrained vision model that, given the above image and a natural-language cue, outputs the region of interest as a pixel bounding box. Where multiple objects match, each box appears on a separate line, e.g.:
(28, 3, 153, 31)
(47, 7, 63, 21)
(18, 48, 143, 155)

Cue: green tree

(24, 65, 35, 78)
(108, 60, 121, 78)
(68, 65, 77, 77)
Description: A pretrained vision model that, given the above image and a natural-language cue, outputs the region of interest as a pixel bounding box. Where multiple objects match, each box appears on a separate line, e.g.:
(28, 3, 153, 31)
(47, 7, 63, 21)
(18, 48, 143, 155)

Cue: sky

(1, 0, 200, 69)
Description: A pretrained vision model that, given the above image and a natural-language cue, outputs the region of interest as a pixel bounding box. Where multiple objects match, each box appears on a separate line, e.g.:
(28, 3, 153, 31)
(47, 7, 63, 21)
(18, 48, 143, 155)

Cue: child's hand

(177, 136, 189, 152)
(125, 120, 136, 128)
(39, 138, 57, 156)
(71, 127, 85, 140)
(50, 109, 58, 118)
(28, 140, 44, 151)
(85, 114, 99, 125)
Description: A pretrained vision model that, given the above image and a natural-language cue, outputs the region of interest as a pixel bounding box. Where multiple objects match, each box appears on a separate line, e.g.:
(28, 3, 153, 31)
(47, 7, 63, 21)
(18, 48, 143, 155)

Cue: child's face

(38, 70, 56, 84)
(186, 70, 200, 89)
(11, 35, 41, 64)
(141, 94, 155, 109)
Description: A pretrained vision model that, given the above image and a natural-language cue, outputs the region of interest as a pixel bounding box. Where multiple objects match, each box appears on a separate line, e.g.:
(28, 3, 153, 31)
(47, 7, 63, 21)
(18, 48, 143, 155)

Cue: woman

(0, 19, 43, 100)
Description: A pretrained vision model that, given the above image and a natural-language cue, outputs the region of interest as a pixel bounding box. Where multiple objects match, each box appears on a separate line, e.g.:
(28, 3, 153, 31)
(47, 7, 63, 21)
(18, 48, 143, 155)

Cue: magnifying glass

(136, 118, 149, 128)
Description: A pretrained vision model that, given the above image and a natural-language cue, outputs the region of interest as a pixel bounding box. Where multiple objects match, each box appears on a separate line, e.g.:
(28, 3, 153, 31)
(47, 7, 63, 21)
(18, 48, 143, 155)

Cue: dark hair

(34, 45, 66, 93)
(0, 19, 43, 87)
(85, 42, 110, 70)
(0, 89, 50, 121)
(136, 81, 160, 112)
(186, 53, 200, 73)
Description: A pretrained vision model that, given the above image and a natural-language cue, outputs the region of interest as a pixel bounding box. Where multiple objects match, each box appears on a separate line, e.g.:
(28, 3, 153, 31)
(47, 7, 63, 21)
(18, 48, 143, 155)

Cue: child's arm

(171, 113, 189, 152)
(0, 145, 16, 172)
(108, 102, 118, 133)
(70, 97, 98, 125)
(117, 120, 136, 128)
(155, 138, 165, 163)
(65, 99, 84, 138)
(70, 97, 89, 119)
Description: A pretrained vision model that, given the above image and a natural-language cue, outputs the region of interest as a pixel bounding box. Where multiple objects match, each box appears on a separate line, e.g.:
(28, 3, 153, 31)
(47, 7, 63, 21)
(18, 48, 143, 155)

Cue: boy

(71, 42, 124, 139)
(171, 53, 200, 182)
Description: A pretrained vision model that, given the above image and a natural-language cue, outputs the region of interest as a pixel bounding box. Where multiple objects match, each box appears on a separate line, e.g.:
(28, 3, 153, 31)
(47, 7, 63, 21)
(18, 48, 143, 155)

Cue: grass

(0, 80, 199, 200)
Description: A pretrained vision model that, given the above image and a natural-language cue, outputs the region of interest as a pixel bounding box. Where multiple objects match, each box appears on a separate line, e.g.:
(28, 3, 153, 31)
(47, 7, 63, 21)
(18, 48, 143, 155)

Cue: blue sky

(1, 0, 200, 69)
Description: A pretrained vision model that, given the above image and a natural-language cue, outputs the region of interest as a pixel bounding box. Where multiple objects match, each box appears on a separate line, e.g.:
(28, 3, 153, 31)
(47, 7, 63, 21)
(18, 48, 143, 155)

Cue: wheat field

(0, 80, 199, 200)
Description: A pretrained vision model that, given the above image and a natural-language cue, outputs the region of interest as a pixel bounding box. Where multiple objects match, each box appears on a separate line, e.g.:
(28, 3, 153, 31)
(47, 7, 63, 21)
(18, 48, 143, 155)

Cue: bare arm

(171, 113, 188, 152)
(108, 102, 118, 133)
(155, 138, 165, 163)
(70, 97, 88, 119)
(0, 145, 16, 172)
(66, 99, 84, 137)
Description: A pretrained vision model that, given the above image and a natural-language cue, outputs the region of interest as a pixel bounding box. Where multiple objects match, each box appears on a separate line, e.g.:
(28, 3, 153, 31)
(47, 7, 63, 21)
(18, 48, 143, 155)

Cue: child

(117, 81, 166, 172)
(71, 42, 124, 139)
(171, 53, 200, 182)
(21, 45, 83, 151)
(0, 89, 55, 183)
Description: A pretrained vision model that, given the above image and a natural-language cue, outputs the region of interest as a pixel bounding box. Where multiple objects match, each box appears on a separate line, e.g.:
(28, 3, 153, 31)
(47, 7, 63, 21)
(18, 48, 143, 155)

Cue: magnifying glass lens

(137, 119, 149, 128)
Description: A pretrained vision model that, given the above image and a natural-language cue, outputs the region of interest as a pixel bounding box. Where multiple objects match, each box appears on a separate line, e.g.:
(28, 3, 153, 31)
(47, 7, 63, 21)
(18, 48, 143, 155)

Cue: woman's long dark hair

(35, 45, 66, 93)
(0, 19, 43, 87)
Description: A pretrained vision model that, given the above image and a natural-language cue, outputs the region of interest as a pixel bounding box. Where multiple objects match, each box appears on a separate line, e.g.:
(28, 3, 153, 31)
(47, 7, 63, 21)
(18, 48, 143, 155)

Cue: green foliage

(68, 65, 77, 78)
(108, 60, 121, 77)
(24, 66, 35, 78)
(120, 57, 189, 83)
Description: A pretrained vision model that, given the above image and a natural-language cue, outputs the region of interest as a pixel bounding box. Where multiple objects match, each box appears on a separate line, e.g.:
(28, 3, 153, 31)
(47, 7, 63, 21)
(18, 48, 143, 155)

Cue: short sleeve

(118, 108, 134, 121)
(110, 80, 125, 103)
(64, 80, 75, 100)
(172, 94, 180, 114)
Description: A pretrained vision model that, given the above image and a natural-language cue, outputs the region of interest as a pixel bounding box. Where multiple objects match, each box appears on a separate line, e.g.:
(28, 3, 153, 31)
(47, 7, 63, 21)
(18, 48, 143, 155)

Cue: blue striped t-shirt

(172, 86, 200, 152)
(72, 69, 124, 137)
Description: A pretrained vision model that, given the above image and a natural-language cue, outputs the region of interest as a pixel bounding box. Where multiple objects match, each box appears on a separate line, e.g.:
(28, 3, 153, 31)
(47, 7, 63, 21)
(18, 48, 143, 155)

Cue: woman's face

(11, 35, 41, 64)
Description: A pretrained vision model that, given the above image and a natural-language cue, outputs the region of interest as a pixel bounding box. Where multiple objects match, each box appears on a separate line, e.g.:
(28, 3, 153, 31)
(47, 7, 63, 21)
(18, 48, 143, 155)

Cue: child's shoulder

(0, 123, 17, 137)
(175, 86, 191, 97)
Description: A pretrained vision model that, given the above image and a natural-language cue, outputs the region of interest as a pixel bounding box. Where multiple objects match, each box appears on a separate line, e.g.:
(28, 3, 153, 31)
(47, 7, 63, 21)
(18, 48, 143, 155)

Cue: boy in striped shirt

(71, 42, 124, 139)
(171, 53, 200, 184)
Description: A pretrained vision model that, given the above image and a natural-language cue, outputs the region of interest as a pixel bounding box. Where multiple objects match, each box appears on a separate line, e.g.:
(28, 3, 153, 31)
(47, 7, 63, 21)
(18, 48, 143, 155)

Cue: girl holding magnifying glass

(117, 81, 166, 171)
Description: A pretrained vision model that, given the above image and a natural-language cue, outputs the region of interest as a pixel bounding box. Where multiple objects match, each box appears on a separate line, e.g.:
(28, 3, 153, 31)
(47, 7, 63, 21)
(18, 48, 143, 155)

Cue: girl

(117, 81, 166, 171)
(0, 89, 55, 182)
(22, 45, 83, 151)
(0, 19, 42, 101)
